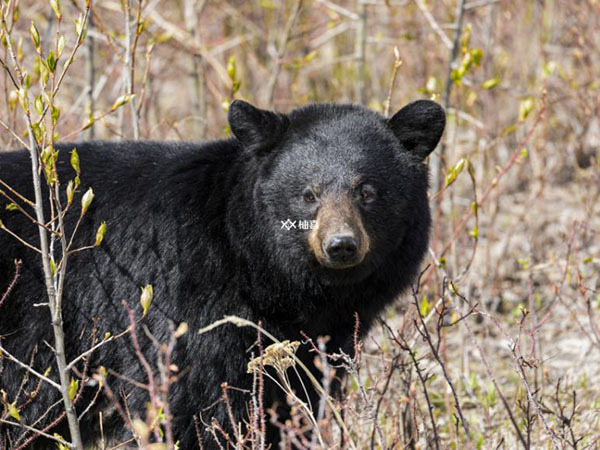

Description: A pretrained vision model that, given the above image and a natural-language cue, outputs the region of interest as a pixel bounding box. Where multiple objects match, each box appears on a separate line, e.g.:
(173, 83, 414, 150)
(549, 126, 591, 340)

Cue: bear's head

(228, 100, 445, 286)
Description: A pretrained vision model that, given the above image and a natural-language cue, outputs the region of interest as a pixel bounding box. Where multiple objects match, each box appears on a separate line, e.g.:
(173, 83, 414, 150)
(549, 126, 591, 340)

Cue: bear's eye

(303, 189, 317, 203)
(359, 184, 376, 203)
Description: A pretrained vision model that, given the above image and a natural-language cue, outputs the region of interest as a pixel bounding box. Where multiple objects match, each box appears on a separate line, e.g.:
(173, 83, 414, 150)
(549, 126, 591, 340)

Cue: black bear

(0, 99, 445, 448)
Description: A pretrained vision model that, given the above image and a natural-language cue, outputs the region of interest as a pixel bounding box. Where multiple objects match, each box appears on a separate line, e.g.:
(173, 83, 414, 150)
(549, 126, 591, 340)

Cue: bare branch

(0, 344, 61, 390)
(0, 419, 72, 447)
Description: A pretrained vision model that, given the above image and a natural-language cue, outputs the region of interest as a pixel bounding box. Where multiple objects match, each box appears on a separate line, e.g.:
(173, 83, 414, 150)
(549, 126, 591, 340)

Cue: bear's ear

(228, 100, 289, 152)
(387, 100, 446, 160)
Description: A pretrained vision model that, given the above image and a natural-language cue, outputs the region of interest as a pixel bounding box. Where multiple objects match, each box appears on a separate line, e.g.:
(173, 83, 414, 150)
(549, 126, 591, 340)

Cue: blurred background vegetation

(1, 0, 599, 448)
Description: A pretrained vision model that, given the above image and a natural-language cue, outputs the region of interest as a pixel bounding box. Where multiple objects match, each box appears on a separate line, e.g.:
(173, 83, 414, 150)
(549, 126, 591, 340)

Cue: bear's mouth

(317, 252, 365, 270)
(315, 259, 374, 285)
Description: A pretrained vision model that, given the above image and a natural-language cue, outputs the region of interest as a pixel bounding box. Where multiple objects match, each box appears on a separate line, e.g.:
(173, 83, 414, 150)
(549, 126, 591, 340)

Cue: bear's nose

(324, 235, 358, 262)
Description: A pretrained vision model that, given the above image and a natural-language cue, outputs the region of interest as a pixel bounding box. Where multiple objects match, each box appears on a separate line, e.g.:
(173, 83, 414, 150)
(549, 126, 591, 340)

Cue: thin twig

(383, 47, 402, 118)
(0, 179, 35, 207)
(431, 0, 466, 219)
(198, 315, 358, 450)
(120, 0, 140, 139)
(413, 0, 452, 49)
(66, 328, 130, 371)
(264, 0, 303, 107)
(0, 223, 42, 254)
(412, 279, 473, 441)
(0, 117, 29, 148)
(85, 8, 96, 140)
(0, 4, 92, 447)
(438, 103, 546, 258)
(0, 419, 71, 446)
(0, 259, 21, 308)
(463, 314, 528, 448)
(0, 344, 61, 390)
(354, 0, 367, 104)
(0, 189, 61, 235)
(184, 0, 208, 139)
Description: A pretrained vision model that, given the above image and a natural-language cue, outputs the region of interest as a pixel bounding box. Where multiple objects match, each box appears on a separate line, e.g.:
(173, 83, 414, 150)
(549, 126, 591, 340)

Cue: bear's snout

(323, 234, 359, 264)
(308, 197, 370, 269)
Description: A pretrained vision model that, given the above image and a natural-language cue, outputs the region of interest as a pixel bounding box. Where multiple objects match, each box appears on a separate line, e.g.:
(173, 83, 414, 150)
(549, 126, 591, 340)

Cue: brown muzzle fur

(308, 196, 370, 269)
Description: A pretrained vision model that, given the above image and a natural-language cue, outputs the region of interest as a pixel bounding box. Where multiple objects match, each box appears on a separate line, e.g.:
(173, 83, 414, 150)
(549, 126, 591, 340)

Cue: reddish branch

(439, 104, 547, 259)
(0, 259, 21, 309)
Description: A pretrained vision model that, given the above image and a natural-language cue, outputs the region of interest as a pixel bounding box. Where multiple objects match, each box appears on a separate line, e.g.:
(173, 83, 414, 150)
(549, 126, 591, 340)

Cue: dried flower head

(247, 340, 300, 374)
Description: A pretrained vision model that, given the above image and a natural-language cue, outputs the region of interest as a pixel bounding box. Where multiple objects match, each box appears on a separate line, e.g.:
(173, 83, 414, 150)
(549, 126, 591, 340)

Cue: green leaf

(470, 225, 479, 239)
(518, 258, 529, 271)
(17, 86, 29, 113)
(542, 61, 557, 78)
(419, 296, 430, 317)
(460, 23, 472, 52)
(8, 402, 21, 421)
(47, 51, 56, 72)
(450, 67, 464, 84)
(232, 80, 241, 95)
(70, 149, 80, 174)
(68, 378, 79, 401)
(467, 159, 476, 181)
(38, 139, 53, 159)
(140, 284, 154, 317)
(481, 77, 500, 89)
(174, 322, 188, 338)
(57, 35, 65, 58)
(519, 97, 534, 121)
(32, 122, 43, 144)
(81, 188, 94, 214)
(51, 105, 60, 126)
(445, 158, 465, 187)
(95, 221, 107, 246)
(75, 13, 87, 40)
(66, 180, 74, 205)
(55, 434, 70, 450)
(460, 51, 473, 72)
(50, 0, 62, 20)
(24, 73, 32, 90)
(83, 113, 95, 130)
(476, 435, 484, 450)
(8, 90, 18, 111)
(304, 51, 318, 63)
(5, 203, 18, 211)
(500, 123, 518, 136)
(111, 94, 135, 111)
(226, 55, 236, 81)
(259, 0, 275, 8)
(34, 95, 44, 115)
(471, 48, 483, 66)
(485, 383, 497, 408)
(40, 60, 49, 86)
(29, 21, 40, 49)
(425, 76, 439, 94)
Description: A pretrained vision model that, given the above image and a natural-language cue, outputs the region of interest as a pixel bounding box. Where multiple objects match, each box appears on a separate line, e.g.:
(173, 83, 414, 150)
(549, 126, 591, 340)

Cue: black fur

(0, 100, 444, 448)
